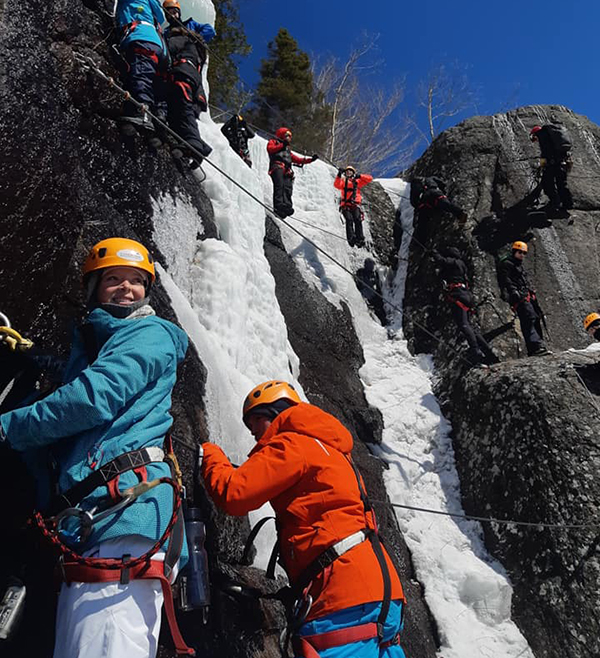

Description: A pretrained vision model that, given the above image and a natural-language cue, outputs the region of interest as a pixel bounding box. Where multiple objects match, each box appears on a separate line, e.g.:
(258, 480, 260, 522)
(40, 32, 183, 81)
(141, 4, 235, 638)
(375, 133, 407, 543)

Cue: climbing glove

(311, 154, 318, 162)
(337, 168, 344, 176)
(539, 157, 547, 169)
(0, 327, 34, 352)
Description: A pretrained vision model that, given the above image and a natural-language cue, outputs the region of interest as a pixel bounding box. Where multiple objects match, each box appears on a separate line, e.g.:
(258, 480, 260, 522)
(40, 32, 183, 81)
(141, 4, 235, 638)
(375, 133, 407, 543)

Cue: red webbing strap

(62, 560, 195, 657)
(293, 622, 379, 658)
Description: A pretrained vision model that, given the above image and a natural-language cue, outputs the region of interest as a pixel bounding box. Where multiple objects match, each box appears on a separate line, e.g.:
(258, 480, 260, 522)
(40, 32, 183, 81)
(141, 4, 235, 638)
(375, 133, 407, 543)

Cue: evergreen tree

(207, 0, 252, 110)
(250, 28, 331, 154)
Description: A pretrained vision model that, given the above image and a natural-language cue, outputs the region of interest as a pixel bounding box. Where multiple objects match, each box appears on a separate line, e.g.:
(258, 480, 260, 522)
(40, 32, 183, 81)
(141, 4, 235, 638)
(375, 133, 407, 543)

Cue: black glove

(337, 168, 344, 176)
(311, 154, 318, 162)
(509, 291, 522, 305)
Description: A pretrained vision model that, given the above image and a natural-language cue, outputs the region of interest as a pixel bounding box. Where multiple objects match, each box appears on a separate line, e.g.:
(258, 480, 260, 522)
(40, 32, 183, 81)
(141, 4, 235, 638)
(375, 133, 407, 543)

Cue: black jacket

(410, 177, 447, 208)
(164, 22, 207, 100)
(356, 266, 381, 302)
(432, 249, 468, 285)
(221, 116, 255, 150)
(499, 255, 533, 304)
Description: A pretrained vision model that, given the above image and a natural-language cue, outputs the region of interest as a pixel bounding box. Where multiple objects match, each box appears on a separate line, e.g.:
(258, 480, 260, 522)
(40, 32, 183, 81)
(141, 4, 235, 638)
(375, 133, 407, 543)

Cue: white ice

(150, 0, 535, 654)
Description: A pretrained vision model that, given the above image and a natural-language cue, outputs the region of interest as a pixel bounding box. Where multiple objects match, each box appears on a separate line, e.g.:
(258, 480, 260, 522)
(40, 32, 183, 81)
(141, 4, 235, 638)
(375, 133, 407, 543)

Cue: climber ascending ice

(499, 241, 550, 357)
(115, 0, 168, 141)
(162, 0, 215, 169)
(221, 114, 256, 167)
(432, 247, 499, 366)
(410, 176, 467, 223)
(267, 127, 317, 218)
(334, 166, 373, 248)
(529, 124, 573, 216)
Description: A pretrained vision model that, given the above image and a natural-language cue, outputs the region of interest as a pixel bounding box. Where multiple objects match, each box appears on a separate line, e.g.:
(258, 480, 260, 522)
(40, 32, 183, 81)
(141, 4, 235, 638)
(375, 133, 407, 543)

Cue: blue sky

(236, 0, 599, 153)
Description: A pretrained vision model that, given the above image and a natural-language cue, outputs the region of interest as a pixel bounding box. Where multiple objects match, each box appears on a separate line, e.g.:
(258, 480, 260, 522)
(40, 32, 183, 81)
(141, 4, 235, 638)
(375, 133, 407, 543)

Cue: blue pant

(122, 41, 163, 117)
(296, 600, 406, 658)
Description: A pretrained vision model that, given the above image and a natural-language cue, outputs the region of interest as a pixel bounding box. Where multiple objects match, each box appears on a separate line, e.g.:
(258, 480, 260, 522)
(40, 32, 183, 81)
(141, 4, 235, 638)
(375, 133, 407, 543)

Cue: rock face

(402, 105, 600, 657)
(0, 2, 439, 657)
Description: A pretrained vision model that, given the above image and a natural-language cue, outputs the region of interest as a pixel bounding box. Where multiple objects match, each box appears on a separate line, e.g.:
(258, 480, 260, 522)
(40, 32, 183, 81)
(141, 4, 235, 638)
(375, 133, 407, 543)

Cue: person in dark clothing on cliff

(356, 258, 387, 325)
(432, 247, 498, 366)
(162, 0, 214, 166)
(410, 177, 467, 223)
(267, 127, 317, 218)
(221, 114, 255, 167)
(499, 241, 549, 357)
(530, 125, 573, 214)
(584, 313, 600, 341)
(334, 166, 374, 248)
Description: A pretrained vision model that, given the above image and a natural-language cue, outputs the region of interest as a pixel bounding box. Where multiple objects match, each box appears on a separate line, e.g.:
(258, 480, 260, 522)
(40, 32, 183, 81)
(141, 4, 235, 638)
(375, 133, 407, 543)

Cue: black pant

(448, 290, 495, 358)
(271, 167, 294, 217)
(542, 163, 573, 209)
(516, 299, 543, 355)
(122, 41, 162, 118)
(166, 81, 212, 159)
(342, 205, 364, 247)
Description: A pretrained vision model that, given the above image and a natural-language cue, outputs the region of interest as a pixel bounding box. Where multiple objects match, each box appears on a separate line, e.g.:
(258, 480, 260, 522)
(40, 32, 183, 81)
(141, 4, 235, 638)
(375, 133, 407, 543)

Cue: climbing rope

(72, 52, 493, 371)
(373, 499, 599, 531)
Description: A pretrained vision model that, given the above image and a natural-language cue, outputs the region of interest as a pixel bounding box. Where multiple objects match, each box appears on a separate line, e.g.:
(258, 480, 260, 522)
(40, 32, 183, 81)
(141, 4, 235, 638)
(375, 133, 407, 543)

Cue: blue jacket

(164, 19, 216, 43)
(0, 308, 188, 552)
(116, 0, 166, 49)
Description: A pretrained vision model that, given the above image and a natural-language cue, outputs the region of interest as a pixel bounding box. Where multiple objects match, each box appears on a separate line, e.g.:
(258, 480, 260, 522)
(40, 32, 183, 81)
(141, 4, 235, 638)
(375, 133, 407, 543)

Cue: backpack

(545, 123, 572, 155)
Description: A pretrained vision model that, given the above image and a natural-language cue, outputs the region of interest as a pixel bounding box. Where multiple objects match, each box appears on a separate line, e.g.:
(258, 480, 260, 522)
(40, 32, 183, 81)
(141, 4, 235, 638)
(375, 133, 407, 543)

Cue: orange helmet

(242, 380, 301, 426)
(83, 238, 156, 282)
(163, 0, 181, 10)
(512, 241, 528, 253)
(584, 312, 600, 332)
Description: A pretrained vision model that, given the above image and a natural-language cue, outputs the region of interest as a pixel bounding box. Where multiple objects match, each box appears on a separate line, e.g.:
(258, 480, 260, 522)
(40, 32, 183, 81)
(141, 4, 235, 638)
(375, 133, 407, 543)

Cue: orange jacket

(334, 173, 373, 207)
(201, 402, 405, 620)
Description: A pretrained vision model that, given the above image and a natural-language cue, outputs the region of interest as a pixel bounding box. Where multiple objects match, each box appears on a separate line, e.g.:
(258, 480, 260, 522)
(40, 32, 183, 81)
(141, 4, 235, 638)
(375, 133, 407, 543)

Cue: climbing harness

(242, 456, 403, 658)
(34, 434, 196, 656)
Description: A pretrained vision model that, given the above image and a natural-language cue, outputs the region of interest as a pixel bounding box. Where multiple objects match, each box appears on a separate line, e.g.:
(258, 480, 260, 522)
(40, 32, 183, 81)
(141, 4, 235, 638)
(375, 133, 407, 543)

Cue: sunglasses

(515, 250, 527, 254)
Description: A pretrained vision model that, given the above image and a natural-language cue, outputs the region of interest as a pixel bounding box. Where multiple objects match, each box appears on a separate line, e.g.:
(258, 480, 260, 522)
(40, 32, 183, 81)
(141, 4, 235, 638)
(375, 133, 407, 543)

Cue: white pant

(53, 535, 176, 658)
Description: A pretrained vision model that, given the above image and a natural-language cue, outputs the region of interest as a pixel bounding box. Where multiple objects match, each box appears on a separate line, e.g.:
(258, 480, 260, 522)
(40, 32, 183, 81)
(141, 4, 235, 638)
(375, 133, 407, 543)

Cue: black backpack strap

(346, 456, 392, 642)
(241, 515, 276, 566)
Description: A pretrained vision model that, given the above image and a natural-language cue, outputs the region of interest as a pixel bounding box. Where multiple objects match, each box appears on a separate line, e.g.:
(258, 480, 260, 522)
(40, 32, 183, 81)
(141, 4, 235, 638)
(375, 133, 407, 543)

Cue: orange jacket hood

(252, 402, 353, 456)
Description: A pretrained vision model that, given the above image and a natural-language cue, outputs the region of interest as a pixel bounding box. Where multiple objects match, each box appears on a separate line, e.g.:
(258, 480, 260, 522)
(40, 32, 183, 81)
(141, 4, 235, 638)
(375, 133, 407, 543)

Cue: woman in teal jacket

(0, 237, 188, 658)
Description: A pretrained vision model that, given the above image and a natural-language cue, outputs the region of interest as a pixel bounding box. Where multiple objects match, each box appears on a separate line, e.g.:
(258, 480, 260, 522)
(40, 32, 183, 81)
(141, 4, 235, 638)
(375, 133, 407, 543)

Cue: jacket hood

(256, 402, 354, 455)
(86, 307, 188, 361)
(275, 127, 291, 139)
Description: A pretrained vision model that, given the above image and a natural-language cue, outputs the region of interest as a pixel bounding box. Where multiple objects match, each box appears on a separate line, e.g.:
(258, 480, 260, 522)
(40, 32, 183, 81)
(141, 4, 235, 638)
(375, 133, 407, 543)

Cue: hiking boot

(530, 346, 551, 357)
(467, 347, 486, 366)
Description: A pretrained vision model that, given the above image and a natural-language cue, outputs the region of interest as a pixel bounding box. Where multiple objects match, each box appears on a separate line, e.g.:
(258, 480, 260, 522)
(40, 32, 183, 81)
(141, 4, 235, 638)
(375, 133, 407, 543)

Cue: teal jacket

(0, 307, 188, 552)
(116, 0, 166, 49)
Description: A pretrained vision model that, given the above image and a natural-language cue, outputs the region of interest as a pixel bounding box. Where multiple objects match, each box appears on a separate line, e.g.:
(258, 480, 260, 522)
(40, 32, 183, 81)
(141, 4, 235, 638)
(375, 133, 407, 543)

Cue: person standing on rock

(530, 125, 574, 215)
(432, 247, 499, 366)
(200, 380, 407, 658)
(267, 127, 317, 218)
(115, 0, 168, 138)
(221, 114, 256, 167)
(334, 166, 374, 248)
(162, 0, 214, 168)
(499, 241, 549, 357)
(0, 238, 191, 658)
(410, 176, 467, 224)
(583, 313, 600, 341)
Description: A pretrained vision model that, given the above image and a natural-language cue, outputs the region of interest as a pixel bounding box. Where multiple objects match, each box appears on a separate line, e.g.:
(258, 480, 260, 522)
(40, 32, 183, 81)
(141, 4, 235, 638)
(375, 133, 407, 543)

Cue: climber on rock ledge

(499, 241, 550, 357)
(431, 247, 499, 366)
(334, 166, 373, 248)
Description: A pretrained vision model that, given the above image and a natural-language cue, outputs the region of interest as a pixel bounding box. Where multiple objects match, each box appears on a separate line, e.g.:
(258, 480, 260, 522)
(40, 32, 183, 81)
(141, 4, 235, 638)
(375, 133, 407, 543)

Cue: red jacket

(201, 402, 405, 620)
(267, 131, 312, 175)
(334, 173, 373, 207)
